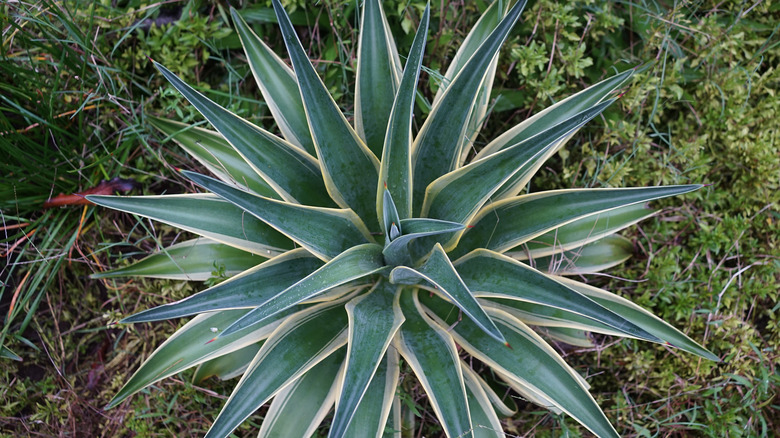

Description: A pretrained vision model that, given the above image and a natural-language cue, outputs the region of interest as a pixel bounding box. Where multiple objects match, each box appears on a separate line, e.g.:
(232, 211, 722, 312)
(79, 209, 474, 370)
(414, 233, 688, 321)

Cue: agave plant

(93, 1, 718, 437)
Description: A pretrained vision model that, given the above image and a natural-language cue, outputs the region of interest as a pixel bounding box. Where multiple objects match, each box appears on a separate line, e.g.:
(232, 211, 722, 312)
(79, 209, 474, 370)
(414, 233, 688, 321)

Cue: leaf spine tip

(505, 342, 513, 350)
(205, 337, 217, 345)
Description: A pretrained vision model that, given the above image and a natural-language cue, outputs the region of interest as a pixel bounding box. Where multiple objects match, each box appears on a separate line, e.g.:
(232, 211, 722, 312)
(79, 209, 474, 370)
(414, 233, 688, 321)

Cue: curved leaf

(477, 69, 634, 199)
(154, 61, 330, 206)
(0, 346, 22, 361)
(272, 0, 380, 228)
(107, 307, 296, 409)
(455, 249, 661, 342)
(204, 300, 349, 438)
(461, 363, 504, 438)
(540, 327, 595, 348)
(454, 185, 701, 257)
(461, 363, 516, 418)
(120, 249, 323, 323)
(377, 4, 429, 221)
(149, 116, 278, 198)
(91, 238, 264, 281)
(217, 245, 385, 338)
(411, 0, 527, 215)
(432, 0, 511, 166)
(477, 70, 634, 159)
(330, 280, 404, 438)
(230, 8, 316, 155)
(355, 0, 403, 156)
(395, 290, 472, 438)
(193, 342, 263, 382)
(508, 203, 655, 260)
(432, 0, 508, 102)
(383, 218, 465, 266)
(381, 188, 402, 242)
(484, 297, 627, 337)
(420, 294, 619, 438)
(258, 349, 344, 438)
(87, 194, 293, 256)
(554, 276, 720, 361)
(530, 235, 633, 275)
(422, 101, 614, 230)
(390, 244, 506, 345)
(342, 349, 400, 438)
(182, 170, 373, 260)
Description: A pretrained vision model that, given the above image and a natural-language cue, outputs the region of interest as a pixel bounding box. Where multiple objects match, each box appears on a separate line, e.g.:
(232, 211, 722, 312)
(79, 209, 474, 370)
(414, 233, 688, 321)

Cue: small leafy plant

(93, 1, 718, 437)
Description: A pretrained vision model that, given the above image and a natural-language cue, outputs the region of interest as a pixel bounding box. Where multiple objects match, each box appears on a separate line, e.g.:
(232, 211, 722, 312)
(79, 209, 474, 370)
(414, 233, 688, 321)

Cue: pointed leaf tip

(205, 337, 217, 345)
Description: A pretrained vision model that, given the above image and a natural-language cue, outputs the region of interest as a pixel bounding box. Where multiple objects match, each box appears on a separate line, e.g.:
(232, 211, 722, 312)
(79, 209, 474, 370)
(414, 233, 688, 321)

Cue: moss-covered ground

(1, 0, 778, 436)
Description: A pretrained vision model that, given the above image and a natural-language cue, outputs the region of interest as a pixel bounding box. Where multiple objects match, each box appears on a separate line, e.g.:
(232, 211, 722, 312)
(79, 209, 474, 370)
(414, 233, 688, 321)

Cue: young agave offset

(93, 1, 718, 437)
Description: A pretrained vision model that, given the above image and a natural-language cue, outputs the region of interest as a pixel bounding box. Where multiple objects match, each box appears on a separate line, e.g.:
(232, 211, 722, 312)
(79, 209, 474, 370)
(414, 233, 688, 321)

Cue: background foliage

(1, 0, 777, 436)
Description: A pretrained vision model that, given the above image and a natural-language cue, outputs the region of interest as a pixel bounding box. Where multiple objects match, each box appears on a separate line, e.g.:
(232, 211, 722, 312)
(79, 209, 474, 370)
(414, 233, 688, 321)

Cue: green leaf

(432, 0, 510, 166)
(204, 301, 349, 438)
(422, 101, 614, 229)
(540, 327, 595, 348)
(149, 117, 278, 198)
(355, 0, 403, 156)
(461, 364, 503, 438)
(377, 3, 429, 221)
(0, 345, 22, 361)
(478, 70, 633, 159)
(395, 290, 472, 438)
(492, 366, 563, 414)
(421, 294, 619, 438)
(554, 276, 720, 361)
(194, 342, 263, 382)
(331, 280, 404, 438)
(120, 249, 323, 323)
(455, 185, 701, 257)
(462, 363, 516, 418)
(154, 61, 331, 206)
(485, 297, 626, 337)
(230, 9, 316, 155)
(272, 0, 380, 228)
(107, 307, 296, 409)
(454, 249, 661, 342)
(382, 218, 465, 266)
(382, 188, 402, 242)
(86, 194, 293, 256)
(258, 349, 344, 438)
(507, 203, 655, 260)
(432, 0, 508, 101)
(182, 171, 373, 260)
(390, 244, 506, 345)
(530, 235, 634, 275)
(342, 349, 400, 438)
(217, 245, 386, 338)
(411, 0, 527, 215)
(91, 238, 264, 281)
(477, 69, 634, 199)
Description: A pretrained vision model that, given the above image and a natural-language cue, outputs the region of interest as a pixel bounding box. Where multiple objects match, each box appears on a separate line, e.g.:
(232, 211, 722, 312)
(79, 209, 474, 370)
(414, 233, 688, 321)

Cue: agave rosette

(92, 1, 717, 437)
